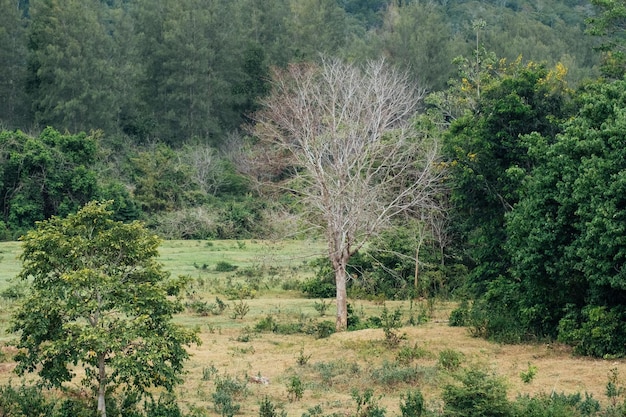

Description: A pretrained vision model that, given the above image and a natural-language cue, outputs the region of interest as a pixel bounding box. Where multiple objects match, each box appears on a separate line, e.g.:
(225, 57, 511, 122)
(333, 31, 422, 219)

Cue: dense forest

(0, 0, 601, 235)
(3, 0, 626, 358)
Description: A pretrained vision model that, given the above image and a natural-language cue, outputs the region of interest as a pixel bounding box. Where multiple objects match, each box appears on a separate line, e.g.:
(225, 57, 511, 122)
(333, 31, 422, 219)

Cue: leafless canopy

(251, 57, 444, 329)
(253, 57, 441, 250)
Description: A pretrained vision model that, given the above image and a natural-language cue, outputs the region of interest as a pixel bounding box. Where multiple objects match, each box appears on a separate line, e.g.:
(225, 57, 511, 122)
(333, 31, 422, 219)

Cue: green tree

(128, 143, 202, 213)
(27, 0, 120, 132)
(506, 78, 626, 354)
(286, 0, 355, 60)
(0, 127, 101, 237)
(380, 1, 458, 91)
(0, 0, 30, 128)
(133, 0, 247, 144)
(444, 60, 571, 297)
(586, 0, 626, 78)
(11, 201, 199, 417)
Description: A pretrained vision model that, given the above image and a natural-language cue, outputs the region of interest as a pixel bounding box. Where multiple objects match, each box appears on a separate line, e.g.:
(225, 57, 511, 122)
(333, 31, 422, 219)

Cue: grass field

(1, 239, 625, 416)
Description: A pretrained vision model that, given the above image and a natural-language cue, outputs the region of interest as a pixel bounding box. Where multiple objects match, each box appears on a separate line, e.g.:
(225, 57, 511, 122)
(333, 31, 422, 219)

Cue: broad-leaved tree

(11, 201, 199, 417)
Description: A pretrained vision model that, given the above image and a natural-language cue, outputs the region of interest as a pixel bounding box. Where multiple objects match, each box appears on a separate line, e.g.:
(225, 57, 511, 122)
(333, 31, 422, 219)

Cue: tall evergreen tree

(380, 1, 459, 91)
(0, 0, 29, 128)
(27, 0, 120, 132)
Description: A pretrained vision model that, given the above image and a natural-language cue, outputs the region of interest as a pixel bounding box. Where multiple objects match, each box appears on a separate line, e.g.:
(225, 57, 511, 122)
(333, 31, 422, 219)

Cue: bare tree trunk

(334, 258, 349, 331)
(97, 354, 107, 417)
(414, 244, 420, 293)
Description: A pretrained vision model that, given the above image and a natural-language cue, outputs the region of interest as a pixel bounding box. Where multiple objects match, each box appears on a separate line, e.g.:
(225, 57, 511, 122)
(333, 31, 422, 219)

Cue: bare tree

(252, 58, 444, 330)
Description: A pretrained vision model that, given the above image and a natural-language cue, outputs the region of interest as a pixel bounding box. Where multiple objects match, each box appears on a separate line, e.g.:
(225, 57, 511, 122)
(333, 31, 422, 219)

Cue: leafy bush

(449, 299, 471, 327)
(396, 343, 431, 365)
(438, 349, 464, 371)
(352, 389, 386, 417)
(301, 276, 336, 299)
(0, 284, 25, 301)
(144, 392, 184, 417)
(442, 368, 511, 417)
(380, 304, 406, 347)
(215, 261, 238, 272)
(315, 320, 335, 339)
(0, 383, 56, 417)
(212, 374, 248, 417)
(519, 363, 538, 384)
(399, 390, 425, 417)
(558, 305, 626, 358)
(259, 396, 287, 417)
(287, 375, 304, 402)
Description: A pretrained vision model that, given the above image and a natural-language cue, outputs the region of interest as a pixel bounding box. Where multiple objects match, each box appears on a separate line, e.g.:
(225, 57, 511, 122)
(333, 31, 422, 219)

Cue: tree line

(0, 0, 599, 143)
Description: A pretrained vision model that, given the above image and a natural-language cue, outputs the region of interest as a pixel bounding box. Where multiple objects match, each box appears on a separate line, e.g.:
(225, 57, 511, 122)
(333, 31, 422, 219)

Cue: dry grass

(168, 297, 626, 416)
(0, 239, 625, 416)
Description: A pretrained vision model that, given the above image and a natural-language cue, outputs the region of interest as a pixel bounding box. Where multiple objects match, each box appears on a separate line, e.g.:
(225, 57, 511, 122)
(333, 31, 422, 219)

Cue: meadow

(0, 239, 625, 416)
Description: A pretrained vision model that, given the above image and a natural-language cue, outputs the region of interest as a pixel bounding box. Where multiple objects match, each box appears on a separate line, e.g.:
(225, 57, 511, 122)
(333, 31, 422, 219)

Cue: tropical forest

(3, 0, 626, 416)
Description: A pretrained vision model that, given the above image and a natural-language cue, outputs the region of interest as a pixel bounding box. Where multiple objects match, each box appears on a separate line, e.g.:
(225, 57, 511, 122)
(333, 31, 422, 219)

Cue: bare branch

(251, 58, 444, 330)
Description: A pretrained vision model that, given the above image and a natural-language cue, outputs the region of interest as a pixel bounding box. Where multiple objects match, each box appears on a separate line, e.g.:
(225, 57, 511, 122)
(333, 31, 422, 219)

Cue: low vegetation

(1, 239, 626, 416)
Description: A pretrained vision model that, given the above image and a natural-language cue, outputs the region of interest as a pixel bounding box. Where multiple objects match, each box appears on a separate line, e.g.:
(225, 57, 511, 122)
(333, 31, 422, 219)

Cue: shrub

(255, 315, 278, 332)
(438, 349, 464, 371)
(144, 392, 184, 417)
(396, 343, 431, 365)
(212, 374, 248, 417)
(449, 299, 471, 327)
(259, 396, 287, 417)
(313, 299, 331, 316)
(0, 383, 56, 417)
(287, 375, 304, 402)
(231, 299, 250, 319)
(558, 305, 626, 358)
(399, 390, 425, 417)
(520, 363, 538, 384)
(511, 392, 600, 417)
(370, 361, 424, 387)
(352, 389, 386, 417)
(315, 320, 335, 339)
(380, 304, 406, 347)
(215, 261, 238, 272)
(301, 277, 336, 299)
(442, 368, 511, 417)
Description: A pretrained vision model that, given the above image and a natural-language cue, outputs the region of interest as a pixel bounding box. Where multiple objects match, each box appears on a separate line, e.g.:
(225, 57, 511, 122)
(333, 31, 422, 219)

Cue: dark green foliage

(315, 320, 336, 339)
(143, 393, 183, 417)
(445, 61, 571, 297)
(27, 0, 122, 132)
(302, 258, 336, 298)
(449, 300, 471, 327)
(0, 383, 57, 417)
(399, 390, 425, 417)
(0, 0, 29, 129)
(558, 305, 626, 358)
(500, 79, 626, 355)
(215, 261, 238, 272)
(287, 375, 304, 402)
(0, 128, 100, 236)
(396, 343, 431, 365)
(442, 368, 511, 417)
